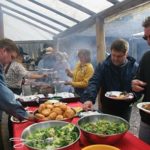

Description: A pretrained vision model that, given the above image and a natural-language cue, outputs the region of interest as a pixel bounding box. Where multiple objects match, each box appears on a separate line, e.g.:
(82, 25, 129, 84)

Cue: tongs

(76, 108, 102, 118)
(10, 137, 54, 149)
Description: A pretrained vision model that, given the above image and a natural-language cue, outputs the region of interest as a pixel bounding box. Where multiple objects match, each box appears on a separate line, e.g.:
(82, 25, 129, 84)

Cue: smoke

(58, 35, 97, 69)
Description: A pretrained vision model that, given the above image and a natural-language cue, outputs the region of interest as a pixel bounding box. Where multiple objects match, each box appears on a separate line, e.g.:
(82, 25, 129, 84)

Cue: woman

(65, 49, 94, 97)
(5, 47, 48, 95)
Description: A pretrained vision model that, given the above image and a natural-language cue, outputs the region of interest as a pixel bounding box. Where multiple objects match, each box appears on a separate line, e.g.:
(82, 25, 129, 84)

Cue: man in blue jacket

(81, 38, 139, 121)
(0, 38, 34, 148)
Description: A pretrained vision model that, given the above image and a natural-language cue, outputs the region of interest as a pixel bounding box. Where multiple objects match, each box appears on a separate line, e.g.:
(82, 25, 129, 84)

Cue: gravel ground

(129, 103, 140, 136)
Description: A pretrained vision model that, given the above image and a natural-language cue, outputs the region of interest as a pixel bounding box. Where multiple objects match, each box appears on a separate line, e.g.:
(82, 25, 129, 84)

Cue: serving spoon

(10, 137, 54, 149)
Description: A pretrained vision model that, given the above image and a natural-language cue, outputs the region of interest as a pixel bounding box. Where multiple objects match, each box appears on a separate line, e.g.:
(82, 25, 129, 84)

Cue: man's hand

(65, 69, 73, 77)
(132, 79, 147, 92)
(42, 74, 48, 78)
(27, 111, 35, 121)
(83, 101, 93, 111)
(64, 81, 72, 85)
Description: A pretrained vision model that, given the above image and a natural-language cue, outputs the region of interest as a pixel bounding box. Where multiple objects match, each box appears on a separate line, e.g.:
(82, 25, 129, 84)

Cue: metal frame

(0, 0, 149, 39)
(60, 0, 96, 16)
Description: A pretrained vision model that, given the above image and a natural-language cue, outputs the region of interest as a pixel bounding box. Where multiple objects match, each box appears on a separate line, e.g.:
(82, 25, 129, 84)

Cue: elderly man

(132, 16, 150, 144)
(0, 38, 34, 147)
(81, 38, 139, 121)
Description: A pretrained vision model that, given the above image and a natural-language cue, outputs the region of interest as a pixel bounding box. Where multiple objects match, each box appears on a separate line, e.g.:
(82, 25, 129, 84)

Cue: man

(0, 39, 34, 147)
(0, 38, 34, 120)
(81, 38, 139, 121)
(132, 16, 150, 144)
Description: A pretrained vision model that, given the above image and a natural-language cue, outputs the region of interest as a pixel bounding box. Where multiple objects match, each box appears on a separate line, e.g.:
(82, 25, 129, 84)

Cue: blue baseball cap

(18, 46, 28, 55)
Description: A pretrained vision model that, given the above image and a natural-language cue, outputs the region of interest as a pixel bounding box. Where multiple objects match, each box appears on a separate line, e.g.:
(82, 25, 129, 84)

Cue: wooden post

(96, 17, 106, 63)
(0, 6, 4, 39)
(95, 17, 106, 109)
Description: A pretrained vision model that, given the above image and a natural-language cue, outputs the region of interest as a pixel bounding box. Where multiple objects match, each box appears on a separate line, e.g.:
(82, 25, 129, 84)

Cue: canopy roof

(0, 0, 128, 41)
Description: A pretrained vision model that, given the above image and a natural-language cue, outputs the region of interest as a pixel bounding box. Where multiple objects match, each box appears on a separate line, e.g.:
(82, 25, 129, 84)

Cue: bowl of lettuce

(21, 120, 80, 150)
(77, 114, 129, 144)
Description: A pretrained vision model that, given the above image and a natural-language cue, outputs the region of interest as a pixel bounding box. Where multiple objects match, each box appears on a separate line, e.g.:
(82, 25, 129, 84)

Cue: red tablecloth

(12, 102, 150, 150)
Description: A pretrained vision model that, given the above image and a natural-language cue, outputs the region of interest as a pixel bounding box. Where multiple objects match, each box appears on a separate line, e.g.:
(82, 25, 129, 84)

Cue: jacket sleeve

(16, 63, 30, 78)
(81, 63, 102, 103)
(71, 64, 94, 88)
(0, 82, 28, 120)
(132, 61, 142, 101)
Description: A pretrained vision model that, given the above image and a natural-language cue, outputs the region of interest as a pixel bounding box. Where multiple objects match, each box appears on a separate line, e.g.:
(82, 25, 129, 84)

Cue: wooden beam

(29, 0, 79, 23)
(98, 0, 150, 18)
(2, 10, 56, 35)
(60, 0, 95, 16)
(0, 6, 4, 38)
(55, 0, 150, 38)
(107, 0, 119, 5)
(6, 0, 70, 29)
(0, 3, 63, 32)
(55, 16, 95, 38)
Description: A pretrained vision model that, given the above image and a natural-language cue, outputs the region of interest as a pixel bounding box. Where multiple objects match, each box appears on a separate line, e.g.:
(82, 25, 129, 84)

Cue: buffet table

(12, 102, 150, 150)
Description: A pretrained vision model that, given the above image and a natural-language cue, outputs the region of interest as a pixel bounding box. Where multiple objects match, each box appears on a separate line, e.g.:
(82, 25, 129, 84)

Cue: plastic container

(82, 144, 120, 150)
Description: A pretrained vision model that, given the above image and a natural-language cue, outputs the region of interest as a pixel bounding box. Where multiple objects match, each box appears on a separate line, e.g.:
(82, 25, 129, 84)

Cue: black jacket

(135, 51, 150, 124)
(81, 55, 139, 120)
(81, 55, 139, 103)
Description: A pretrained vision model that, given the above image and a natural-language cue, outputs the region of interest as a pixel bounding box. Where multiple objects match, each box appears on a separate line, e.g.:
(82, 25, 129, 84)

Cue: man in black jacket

(132, 16, 150, 144)
(81, 39, 139, 121)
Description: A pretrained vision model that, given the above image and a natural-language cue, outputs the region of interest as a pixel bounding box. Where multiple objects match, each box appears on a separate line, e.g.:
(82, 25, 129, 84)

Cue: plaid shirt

(5, 61, 30, 88)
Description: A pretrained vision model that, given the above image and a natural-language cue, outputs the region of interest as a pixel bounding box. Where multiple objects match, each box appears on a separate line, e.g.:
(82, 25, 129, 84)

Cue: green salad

(80, 119, 128, 135)
(26, 124, 79, 150)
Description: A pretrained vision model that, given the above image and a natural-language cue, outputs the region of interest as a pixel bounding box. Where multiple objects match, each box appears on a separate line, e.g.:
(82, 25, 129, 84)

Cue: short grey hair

(78, 49, 91, 63)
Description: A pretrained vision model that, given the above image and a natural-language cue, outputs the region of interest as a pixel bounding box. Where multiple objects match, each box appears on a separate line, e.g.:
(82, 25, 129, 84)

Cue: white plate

(45, 99, 59, 103)
(11, 116, 27, 123)
(105, 91, 134, 100)
(11, 111, 33, 123)
(48, 92, 75, 98)
(18, 95, 38, 102)
(79, 111, 101, 117)
(137, 102, 150, 114)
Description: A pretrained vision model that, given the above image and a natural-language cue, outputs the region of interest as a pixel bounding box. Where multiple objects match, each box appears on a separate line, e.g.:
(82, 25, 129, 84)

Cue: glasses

(143, 35, 150, 41)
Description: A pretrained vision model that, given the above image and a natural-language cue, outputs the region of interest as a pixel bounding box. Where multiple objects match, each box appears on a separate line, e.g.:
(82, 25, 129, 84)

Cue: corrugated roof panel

(0, 0, 128, 41)
(70, 0, 113, 13)
(41, 0, 90, 21)
(4, 14, 54, 41)
(2, 8, 60, 34)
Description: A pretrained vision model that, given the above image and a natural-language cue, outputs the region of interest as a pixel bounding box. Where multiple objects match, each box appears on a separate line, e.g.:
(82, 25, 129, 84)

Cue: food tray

(17, 96, 80, 106)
